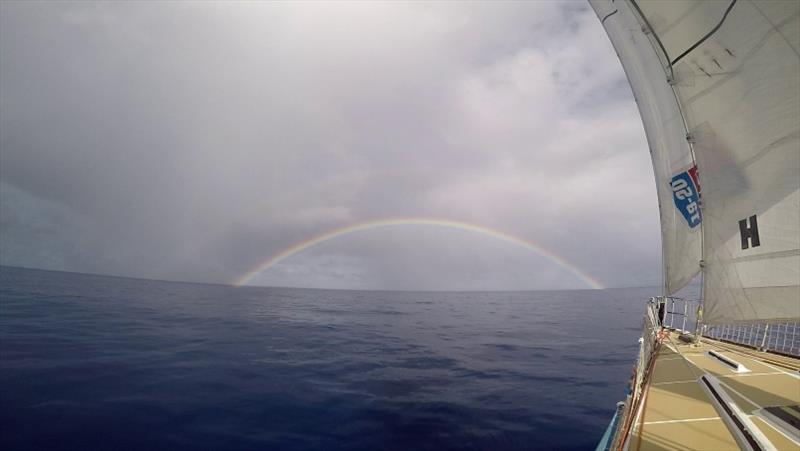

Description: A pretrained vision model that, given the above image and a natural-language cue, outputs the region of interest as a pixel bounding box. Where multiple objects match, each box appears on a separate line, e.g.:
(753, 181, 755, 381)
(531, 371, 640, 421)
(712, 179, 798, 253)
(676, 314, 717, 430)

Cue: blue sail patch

(671, 165, 702, 228)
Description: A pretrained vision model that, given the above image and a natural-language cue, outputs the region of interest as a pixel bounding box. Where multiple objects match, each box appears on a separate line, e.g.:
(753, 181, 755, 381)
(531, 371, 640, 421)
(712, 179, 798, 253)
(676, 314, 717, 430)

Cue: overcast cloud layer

(0, 1, 661, 290)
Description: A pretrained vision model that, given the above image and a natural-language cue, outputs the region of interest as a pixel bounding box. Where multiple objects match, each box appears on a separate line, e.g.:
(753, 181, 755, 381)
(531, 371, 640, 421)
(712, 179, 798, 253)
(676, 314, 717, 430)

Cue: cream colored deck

(630, 333, 800, 451)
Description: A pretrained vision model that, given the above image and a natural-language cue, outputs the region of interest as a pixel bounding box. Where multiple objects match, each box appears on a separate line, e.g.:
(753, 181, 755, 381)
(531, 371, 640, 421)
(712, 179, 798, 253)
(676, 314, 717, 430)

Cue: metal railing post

(782, 323, 789, 352)
(774, 324, 779, 351)
(682, 301, 688, 332)
(772, 324, 777, 351)
(669, 298, 675, 328)
(760, 323, 770, 350)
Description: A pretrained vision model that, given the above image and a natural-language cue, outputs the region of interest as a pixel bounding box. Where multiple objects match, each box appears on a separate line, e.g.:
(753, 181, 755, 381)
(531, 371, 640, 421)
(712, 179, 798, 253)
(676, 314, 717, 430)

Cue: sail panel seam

(729, 249, 800, 264)
(749, 0, 800, 59)
(738, 130, 800, 170)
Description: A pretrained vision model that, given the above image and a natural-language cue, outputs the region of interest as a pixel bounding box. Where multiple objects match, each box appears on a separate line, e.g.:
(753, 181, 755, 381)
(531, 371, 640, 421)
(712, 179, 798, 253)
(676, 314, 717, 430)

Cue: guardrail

(656, 296, 699, 334)
(703, 322, 799, 357)
(654, 296, 799, 356)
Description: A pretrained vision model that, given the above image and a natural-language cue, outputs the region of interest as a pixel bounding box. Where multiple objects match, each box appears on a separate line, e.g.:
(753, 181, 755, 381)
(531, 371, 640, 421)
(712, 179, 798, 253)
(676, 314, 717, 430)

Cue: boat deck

(630, 332, 800, 450)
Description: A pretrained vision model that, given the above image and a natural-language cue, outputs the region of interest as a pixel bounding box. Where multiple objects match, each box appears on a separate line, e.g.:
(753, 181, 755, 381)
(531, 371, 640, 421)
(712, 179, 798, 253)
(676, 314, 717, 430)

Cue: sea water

(0, 266, 653, 450)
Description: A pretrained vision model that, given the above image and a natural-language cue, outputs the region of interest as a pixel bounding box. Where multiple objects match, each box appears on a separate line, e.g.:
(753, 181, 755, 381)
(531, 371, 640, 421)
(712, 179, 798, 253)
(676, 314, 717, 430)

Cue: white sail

(590, 0, 702, 295)
(593, 0, 800, 324)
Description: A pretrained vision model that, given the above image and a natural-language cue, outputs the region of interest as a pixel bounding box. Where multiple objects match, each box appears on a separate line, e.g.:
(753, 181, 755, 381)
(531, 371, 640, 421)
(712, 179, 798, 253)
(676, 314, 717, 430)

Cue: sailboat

(589, 0, 800, 449)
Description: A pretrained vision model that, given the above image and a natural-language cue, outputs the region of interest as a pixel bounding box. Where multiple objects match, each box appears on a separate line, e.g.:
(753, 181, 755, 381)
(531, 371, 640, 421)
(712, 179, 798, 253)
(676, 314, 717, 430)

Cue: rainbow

(233, 217, 605, 289)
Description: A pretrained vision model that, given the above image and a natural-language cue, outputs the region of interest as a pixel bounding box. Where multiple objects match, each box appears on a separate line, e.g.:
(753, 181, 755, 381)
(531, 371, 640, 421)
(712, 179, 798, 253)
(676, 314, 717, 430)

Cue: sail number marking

(670, 165, 702, 228)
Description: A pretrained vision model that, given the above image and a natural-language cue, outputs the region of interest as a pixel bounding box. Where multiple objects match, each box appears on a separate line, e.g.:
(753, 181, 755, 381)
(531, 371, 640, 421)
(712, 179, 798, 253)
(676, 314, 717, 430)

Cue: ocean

(1, 266, 654, 450)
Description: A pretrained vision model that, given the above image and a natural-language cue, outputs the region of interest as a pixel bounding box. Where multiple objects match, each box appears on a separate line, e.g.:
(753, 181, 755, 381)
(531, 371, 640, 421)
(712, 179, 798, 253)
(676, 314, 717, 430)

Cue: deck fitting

(708, 350, 751, 373)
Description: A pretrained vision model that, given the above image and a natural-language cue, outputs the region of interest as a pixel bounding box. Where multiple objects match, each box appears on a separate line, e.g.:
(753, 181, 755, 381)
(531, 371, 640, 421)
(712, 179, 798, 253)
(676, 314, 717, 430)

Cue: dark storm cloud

(0, 1, 661, 290)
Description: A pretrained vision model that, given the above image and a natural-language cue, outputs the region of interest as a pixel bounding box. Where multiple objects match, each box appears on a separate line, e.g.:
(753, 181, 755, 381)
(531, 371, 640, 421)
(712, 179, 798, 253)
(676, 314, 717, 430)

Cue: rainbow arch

(233, 217, 605, 289)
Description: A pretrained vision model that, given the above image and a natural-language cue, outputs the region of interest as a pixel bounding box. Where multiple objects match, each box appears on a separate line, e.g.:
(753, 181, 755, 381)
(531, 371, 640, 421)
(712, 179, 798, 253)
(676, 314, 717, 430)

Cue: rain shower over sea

(1, 266, 657, 450)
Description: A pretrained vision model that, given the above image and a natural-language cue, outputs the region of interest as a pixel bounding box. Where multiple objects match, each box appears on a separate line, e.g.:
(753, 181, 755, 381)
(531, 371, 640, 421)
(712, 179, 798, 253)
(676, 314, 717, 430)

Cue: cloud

(0, 1, 660, 290)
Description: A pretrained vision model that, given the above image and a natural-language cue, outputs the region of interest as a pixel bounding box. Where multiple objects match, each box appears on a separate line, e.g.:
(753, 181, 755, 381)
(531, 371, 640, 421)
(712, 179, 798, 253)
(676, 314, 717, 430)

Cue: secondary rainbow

(233, 217, 605, 289)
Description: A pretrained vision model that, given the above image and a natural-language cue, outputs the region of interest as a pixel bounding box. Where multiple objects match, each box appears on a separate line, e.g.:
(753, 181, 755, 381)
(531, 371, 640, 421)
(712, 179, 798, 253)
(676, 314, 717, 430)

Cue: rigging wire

(601, 9, 618, 25)
(670, 0, 738, 66)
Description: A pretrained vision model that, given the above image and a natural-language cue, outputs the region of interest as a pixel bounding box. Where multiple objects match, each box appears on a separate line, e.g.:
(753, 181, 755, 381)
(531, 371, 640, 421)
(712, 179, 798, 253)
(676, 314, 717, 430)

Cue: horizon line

(0, 264, 658, 292)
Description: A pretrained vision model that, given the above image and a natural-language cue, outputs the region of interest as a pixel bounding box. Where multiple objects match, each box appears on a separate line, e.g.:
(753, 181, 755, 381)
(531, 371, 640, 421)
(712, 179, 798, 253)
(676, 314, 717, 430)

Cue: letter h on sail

(738, 215, 760, 249)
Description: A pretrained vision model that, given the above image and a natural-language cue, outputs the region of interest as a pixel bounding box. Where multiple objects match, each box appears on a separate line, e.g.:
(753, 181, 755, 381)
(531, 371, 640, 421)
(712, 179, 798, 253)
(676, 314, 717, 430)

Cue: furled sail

(592, 0, 800, 324)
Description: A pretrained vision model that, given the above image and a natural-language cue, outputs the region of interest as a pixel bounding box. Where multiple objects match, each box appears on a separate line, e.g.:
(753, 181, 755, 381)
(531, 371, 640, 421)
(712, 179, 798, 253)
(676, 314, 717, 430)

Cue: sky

(0, 1, 662, 291)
